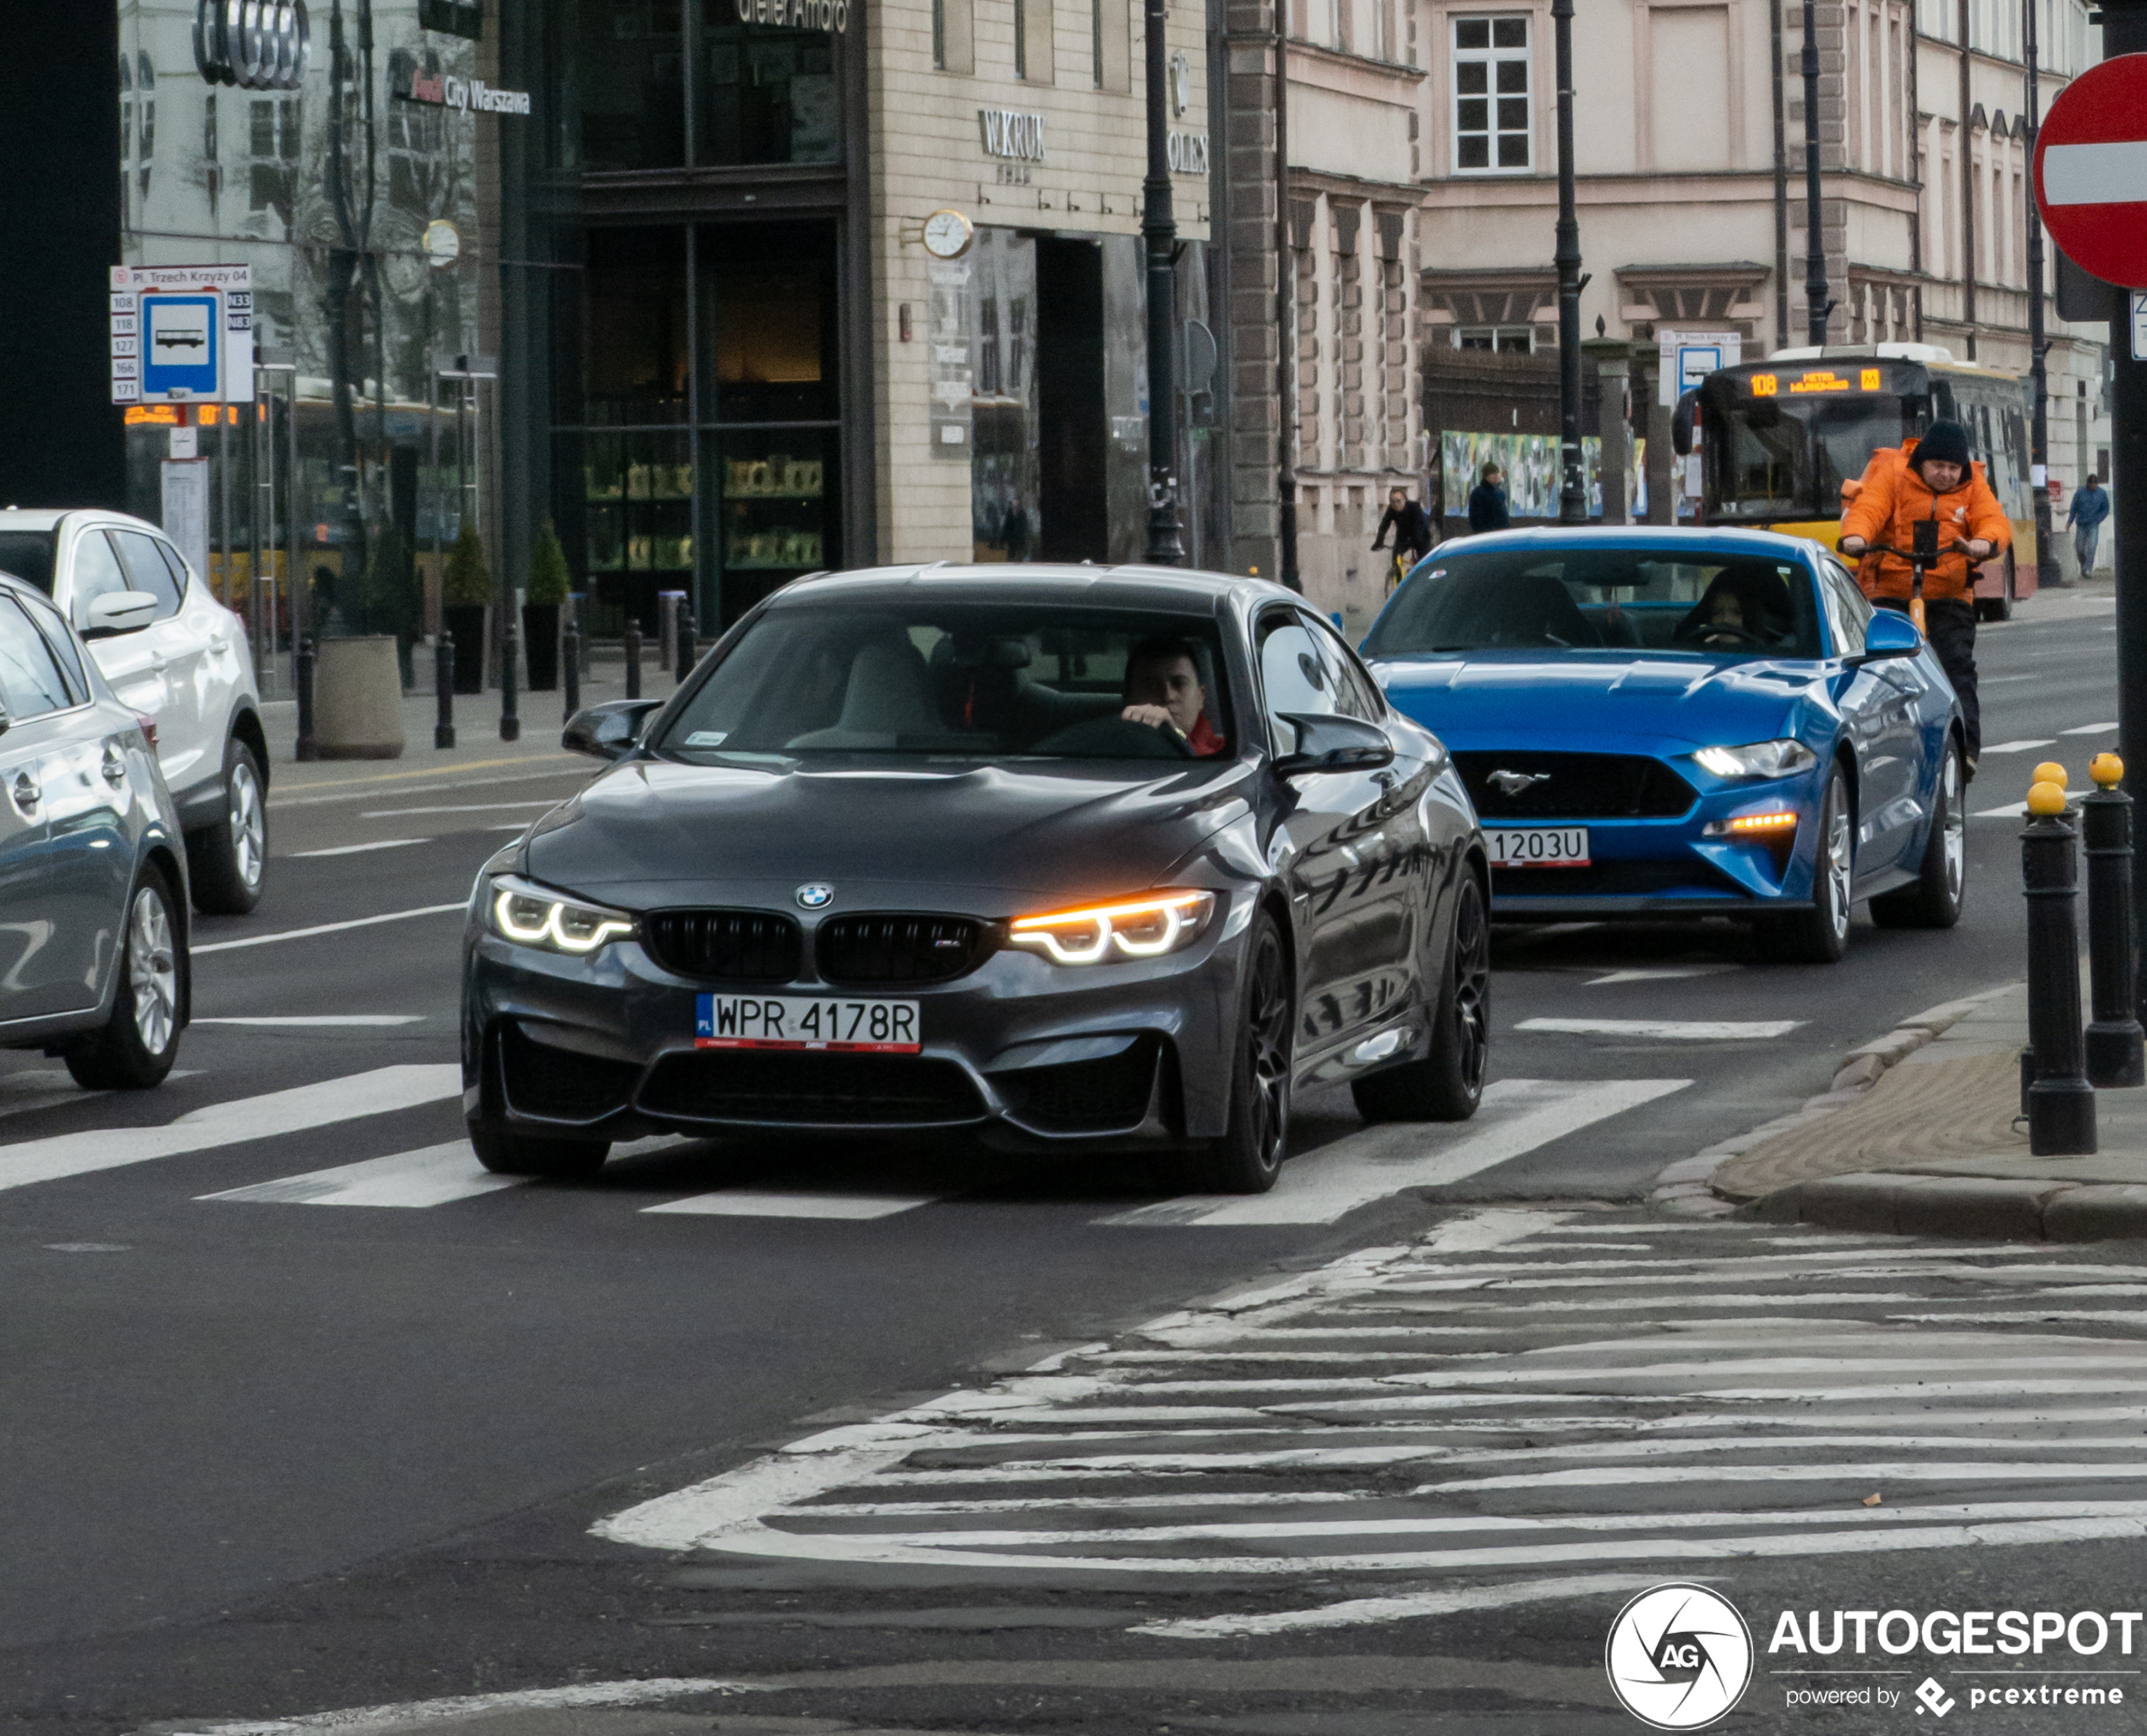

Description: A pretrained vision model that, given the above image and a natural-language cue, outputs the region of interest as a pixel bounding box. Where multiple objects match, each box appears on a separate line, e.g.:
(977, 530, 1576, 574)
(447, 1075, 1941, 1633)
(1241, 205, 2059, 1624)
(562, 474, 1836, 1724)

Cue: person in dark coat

(1372, 487, 1434, 576)
(1467, 462, 1511, 534)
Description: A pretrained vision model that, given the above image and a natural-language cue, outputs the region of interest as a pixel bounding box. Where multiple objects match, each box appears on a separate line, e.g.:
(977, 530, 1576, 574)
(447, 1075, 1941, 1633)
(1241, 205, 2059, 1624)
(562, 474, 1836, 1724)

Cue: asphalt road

(0, 592, 2133, 1734)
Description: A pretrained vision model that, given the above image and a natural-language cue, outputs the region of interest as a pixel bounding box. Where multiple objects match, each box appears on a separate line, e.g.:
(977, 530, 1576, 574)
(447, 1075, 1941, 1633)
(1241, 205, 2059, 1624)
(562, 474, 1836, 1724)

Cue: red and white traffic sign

(2035, 53, 2147, 289)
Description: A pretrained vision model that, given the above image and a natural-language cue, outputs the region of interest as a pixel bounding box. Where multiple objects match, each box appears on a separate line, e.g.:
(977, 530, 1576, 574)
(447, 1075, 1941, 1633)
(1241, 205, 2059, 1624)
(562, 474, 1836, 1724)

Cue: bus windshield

(1712, 393, 1909, 521)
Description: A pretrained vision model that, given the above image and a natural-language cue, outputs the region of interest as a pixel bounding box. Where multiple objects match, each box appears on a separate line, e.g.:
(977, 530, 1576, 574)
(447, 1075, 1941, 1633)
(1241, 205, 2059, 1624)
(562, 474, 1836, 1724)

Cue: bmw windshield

(655, 603, 1238, 765)
(1363, 547, 1824, 661)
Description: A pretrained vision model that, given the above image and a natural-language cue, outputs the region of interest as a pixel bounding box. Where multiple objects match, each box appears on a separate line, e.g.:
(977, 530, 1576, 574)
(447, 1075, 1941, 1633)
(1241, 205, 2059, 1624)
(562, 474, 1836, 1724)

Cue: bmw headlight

(1008, 891, 1217, 966)
(1693, 740, 1818, 780)
(487, 874, 637, 955)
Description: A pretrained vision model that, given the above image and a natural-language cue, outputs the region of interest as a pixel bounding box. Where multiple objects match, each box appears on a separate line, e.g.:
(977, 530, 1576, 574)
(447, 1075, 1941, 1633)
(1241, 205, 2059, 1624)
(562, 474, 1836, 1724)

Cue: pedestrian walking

(1467, 462, 1511, 535)
(2068, 473, 2110, 577)
(1838, 418, 2009, 775)
(1371, 486, 1434, 589)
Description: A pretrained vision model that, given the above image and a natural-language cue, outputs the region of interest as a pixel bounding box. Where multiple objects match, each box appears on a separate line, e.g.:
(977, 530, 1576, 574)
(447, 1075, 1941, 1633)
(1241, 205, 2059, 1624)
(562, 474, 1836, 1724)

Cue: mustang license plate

(696, 995, 921, 1054)
(1488, 827, 1590, 868)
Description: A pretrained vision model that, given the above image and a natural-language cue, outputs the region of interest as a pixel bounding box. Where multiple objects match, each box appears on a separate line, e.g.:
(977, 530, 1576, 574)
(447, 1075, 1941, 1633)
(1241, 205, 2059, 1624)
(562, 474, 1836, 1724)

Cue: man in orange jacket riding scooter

(1837, 418, 2009, 777)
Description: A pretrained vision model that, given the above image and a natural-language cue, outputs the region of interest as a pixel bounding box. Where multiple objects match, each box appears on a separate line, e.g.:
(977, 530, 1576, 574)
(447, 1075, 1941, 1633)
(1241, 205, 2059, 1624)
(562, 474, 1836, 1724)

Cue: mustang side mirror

(1272, 712, 1396, 778)
(564, 697, 665, 761)
(1849, 609, 1923, 666)
(80, 590, 159, 639)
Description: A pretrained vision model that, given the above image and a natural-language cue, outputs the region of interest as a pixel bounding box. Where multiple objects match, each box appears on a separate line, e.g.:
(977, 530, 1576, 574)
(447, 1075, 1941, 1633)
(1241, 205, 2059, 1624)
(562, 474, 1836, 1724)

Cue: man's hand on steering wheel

(1122, 703, 1188, 742)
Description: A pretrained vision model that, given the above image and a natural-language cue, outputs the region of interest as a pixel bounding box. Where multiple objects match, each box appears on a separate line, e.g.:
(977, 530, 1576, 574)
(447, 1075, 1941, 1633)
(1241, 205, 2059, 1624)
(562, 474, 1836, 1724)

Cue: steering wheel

(1676, 622, 1767, 648)
(1030, 716, 1194, 759)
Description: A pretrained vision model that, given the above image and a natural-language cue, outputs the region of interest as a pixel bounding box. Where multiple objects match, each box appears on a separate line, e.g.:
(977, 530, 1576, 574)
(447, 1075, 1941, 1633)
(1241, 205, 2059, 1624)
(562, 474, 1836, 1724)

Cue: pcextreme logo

(1606, 1584, 1755, 1729)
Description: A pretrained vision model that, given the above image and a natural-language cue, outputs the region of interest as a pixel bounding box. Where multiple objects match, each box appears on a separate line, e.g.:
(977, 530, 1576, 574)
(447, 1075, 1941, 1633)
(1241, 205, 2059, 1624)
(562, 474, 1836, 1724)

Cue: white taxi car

(0, 510, 268, 914)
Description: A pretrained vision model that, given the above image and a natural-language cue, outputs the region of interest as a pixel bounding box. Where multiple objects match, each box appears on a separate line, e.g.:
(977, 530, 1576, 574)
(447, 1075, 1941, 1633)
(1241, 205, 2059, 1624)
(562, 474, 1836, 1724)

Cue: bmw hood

(522, 756, 1253, 913)
(1374, 653, 1817, 751)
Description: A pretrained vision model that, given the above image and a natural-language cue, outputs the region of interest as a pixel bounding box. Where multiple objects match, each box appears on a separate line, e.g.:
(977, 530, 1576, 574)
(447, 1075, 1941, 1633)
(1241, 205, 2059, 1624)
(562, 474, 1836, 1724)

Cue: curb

(1647, 984, 2017, 1222)
(1751, 1171, 2147, 1242)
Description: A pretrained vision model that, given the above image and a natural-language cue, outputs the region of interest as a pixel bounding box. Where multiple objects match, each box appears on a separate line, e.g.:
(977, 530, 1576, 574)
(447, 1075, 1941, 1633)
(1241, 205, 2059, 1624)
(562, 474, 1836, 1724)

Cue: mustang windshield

(1363, 547, 1824, 660)
(657, 603, 1237, 762)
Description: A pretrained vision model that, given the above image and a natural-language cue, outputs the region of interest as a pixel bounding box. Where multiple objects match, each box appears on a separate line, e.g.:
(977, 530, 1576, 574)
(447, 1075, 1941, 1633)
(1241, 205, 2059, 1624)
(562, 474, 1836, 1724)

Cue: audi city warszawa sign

(194, 0, 310, 92)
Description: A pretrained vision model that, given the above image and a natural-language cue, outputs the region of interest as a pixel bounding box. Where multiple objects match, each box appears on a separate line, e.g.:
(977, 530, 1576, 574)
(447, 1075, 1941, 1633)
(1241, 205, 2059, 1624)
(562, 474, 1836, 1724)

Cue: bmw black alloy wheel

(1449, 873, 1490, 1100)
(1244, 923, 1292, 1172)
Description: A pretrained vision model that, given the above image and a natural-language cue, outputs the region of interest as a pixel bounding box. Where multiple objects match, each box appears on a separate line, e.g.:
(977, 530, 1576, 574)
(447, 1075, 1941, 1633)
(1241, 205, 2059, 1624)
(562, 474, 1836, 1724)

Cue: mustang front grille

(1454, 751, 1697, 821)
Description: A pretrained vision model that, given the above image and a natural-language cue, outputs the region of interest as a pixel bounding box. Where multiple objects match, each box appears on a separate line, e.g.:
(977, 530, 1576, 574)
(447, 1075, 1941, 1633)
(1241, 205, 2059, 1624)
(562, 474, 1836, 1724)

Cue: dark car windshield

(655, 602, 1236, 764)
(1362, 546, 1824, 661)
(0, 531, 57, 595)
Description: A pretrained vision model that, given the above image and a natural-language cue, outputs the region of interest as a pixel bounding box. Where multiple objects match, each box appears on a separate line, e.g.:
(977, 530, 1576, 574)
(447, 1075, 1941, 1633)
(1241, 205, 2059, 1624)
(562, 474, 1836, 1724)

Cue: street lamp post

(1143, 0, 1186, 564)
(1552, 0, 1587, 525)
(2024, 0, 2065, 587)
(1801, 0, 1830, 345)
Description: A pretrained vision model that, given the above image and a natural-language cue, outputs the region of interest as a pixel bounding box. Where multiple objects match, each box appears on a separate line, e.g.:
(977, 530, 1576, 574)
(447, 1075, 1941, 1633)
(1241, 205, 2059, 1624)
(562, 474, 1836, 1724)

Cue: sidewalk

(1697, 979, 2147, 1242)
(257, 647, 665, 806)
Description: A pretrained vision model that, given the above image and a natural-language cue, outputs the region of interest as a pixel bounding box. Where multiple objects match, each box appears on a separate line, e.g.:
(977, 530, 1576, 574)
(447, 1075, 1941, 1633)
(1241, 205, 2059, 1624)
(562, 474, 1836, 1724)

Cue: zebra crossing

(0, 1067, 1688, 1226)
(591, 1206, 2147, 1637)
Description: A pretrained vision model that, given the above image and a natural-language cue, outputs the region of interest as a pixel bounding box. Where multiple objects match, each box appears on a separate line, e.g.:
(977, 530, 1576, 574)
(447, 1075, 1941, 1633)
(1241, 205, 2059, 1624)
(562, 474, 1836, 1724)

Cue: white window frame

(1452, 325, 1537, 353)
(1450, 14, 1533, 177)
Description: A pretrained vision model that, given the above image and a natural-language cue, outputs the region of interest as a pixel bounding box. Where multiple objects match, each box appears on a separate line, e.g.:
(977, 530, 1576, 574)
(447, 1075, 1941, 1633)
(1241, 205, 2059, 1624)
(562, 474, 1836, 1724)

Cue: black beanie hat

(1912, 419, 1971, 477)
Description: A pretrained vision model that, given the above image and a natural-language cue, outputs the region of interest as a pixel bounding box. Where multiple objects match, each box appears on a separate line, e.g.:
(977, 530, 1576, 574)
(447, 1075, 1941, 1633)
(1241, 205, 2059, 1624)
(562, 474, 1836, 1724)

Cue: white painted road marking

(1516, 1017, 1801, 1040)
(188, 1679, 755, 1735)
(193, 903, 467, 954)
(287, 838, 432, 858)
(2062, 721, 2121, 736)
(192, 1016, 426, 1028)
(0, 1066, 462, 1194)
(1584, 966, 1741, 985)
(1101, 1078, 1688, 1226)
(201, 1141, 522, 1208)
(358, 800, 561, 818)
(1975, 802, 2030, 819)
(643, 1189, 938, 1220)
(1981, 739, 2058, 754)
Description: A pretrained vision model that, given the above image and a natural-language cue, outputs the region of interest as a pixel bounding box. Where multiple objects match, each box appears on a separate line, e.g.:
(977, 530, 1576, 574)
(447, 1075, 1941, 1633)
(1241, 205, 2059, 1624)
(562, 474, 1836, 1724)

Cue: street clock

(921, 210, 975, 260)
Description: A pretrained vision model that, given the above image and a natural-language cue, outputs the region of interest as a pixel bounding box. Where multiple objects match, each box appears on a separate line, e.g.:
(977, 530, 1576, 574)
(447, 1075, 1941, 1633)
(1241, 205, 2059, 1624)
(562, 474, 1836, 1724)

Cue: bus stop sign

(2034, 53, 2147, 289)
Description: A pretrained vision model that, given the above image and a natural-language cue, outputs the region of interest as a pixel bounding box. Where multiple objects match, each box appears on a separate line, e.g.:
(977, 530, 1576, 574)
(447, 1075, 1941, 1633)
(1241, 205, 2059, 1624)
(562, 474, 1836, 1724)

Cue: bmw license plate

(696, 994, 921, 1054)
(1488, 827, 1590, 867)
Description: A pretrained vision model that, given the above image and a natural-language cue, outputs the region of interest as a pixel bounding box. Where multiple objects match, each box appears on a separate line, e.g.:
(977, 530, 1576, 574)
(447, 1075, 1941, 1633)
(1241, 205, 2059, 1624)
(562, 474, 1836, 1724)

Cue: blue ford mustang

(1361, 527, 1965, 963)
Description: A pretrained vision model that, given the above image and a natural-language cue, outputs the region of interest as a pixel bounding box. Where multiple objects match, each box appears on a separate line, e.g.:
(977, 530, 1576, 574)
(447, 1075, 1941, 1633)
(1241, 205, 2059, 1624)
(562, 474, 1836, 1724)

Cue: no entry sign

(2035, 53, 2147, 289)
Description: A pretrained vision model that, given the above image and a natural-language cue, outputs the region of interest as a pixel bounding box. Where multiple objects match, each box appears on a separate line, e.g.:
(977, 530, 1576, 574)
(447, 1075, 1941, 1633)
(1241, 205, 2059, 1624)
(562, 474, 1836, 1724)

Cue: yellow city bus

(1696, 346, 2039, 620)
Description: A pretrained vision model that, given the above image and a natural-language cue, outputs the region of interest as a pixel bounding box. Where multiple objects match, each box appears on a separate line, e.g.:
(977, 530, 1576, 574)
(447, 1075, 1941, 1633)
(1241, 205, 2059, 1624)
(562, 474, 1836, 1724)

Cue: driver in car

(1120, 636, 1228, 756)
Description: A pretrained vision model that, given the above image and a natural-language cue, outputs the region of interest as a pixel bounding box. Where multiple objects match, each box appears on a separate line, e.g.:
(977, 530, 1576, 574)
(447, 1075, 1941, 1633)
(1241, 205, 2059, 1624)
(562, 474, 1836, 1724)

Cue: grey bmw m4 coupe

(462, 565, 1489, 1193)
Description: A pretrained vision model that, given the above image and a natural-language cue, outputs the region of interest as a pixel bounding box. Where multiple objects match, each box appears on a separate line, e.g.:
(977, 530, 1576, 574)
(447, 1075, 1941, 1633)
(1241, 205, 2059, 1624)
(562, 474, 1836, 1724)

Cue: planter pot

(523, 603, 560, 691)
(313, 635, 406, 760)
(443, 603, 488, 694)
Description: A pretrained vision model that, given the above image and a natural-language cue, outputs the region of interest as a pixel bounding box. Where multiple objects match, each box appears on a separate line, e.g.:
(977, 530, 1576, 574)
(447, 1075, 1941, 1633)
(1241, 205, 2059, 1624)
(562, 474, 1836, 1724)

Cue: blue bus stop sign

(142, 294, 221, 398)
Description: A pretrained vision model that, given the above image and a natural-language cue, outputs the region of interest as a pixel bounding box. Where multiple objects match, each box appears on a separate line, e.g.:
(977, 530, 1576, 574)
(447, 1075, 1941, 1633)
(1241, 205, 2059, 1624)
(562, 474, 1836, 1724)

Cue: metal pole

(2106, 0, 2147, 1029)
(1142, 0, 1185, 564)
(624, 620, 642, 701)
(562, 604, 582, 725)
(295, 635, 319, 762)
(1801, 0, 1830, 346)
(2083, 752, 2146, 1086)
(1552, 0, 1586, 524)
(676, 603, 697, 686)
(434, 630, 456, 751)
(251, 386, 269, 691)
(219, 411, 235, 624)
(429, 363, 443, 643)
(2023, 783, 2097, 1155)
(2024, 0, 2064, 589)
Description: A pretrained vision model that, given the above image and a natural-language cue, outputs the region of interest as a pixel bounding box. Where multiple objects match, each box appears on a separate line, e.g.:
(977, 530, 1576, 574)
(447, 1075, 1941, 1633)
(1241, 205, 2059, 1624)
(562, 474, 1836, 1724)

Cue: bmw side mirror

(1849, 609, 1922, 666)
(1271, 712, 1396, 778)
(80, 590, 159, 639)
(564, 697, 664, 761)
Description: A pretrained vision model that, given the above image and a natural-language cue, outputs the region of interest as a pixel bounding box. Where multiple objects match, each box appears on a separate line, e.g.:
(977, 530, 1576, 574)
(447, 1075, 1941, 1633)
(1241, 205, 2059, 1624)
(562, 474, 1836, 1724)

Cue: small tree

(441, 520, 493, 607)
(527, 518, 572, 607)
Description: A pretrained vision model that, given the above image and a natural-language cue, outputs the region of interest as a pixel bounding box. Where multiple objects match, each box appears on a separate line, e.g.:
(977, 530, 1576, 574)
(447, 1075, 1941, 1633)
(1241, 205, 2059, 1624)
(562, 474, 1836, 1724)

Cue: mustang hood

(1376, 653, 1815, 750)
(523, 756, 1251, 910)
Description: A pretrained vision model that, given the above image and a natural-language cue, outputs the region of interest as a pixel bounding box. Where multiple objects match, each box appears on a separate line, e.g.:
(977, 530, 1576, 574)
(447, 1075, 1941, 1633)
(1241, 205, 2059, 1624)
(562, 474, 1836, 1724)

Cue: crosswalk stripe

(1981, 738, 2058, 754)
(193, 1016, 425, 1028)
(1101, 1078, 1687, 1226)
(192, 903, 467, 955)
(200, 1142, 522, 1208)
(1516, 1018, 1802, 1040)
(589, 1204, 2147, 1634)
(642, 1189, 938, 1220)
(2062, 720, 2121, 735)
(287, 838, 430, 859)
(0, 1066, 462, 1194)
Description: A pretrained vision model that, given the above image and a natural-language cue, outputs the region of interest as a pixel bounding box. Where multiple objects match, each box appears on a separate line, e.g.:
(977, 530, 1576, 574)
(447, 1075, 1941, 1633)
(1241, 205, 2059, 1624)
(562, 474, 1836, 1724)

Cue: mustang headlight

(1008, 890, 1217, 966)
(488, 874, 637, 955)
(1693, 740, 1819, 780)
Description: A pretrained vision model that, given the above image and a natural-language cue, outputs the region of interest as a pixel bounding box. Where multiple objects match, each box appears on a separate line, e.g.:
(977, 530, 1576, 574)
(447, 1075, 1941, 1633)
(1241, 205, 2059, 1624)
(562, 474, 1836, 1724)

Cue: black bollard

(2023, 782, 2098, 1155)
(624, 621, 642, 700)
(2083, 753, 2146, 1086)
(676, 605, 697, 687)
(500, 603, 522, 744)
(562, 614, 582, 724)
(434, 632, 456, 751)
(294, 636, 319, 762)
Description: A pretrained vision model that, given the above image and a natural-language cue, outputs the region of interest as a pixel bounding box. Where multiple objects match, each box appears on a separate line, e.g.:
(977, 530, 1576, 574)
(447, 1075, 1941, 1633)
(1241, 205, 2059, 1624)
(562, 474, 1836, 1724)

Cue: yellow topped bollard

(2028, 780, 2070, 817)
(2092, 751, 2125, 789)
(2034, 761, 2070, 789)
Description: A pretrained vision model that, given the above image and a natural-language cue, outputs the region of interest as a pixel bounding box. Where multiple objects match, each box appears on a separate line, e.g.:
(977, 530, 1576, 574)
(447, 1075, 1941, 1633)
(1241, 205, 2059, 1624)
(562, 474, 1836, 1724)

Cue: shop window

(697, 1, 842, 167)
(576, 0, 686, 169)
(1452, 14, 1530, 172)
(698, 220, 837, 423)
(712, 429, 838, 616)
(420, 0, 485, 40)
(564, 227, 690, 426)
(1454, 325, 1534, 353)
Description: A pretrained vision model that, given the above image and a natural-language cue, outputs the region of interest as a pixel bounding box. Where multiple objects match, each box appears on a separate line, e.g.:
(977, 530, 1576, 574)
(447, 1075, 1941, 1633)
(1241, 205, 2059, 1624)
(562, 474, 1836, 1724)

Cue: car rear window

(0, 531, 57, 596)
(1363, 546, 1825, 661)
(658, 602, 1236, 765)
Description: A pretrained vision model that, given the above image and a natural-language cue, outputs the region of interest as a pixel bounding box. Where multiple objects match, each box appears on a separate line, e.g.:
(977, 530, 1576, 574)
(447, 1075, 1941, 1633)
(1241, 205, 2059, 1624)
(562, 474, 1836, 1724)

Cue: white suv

(0, 510, 268, 914)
